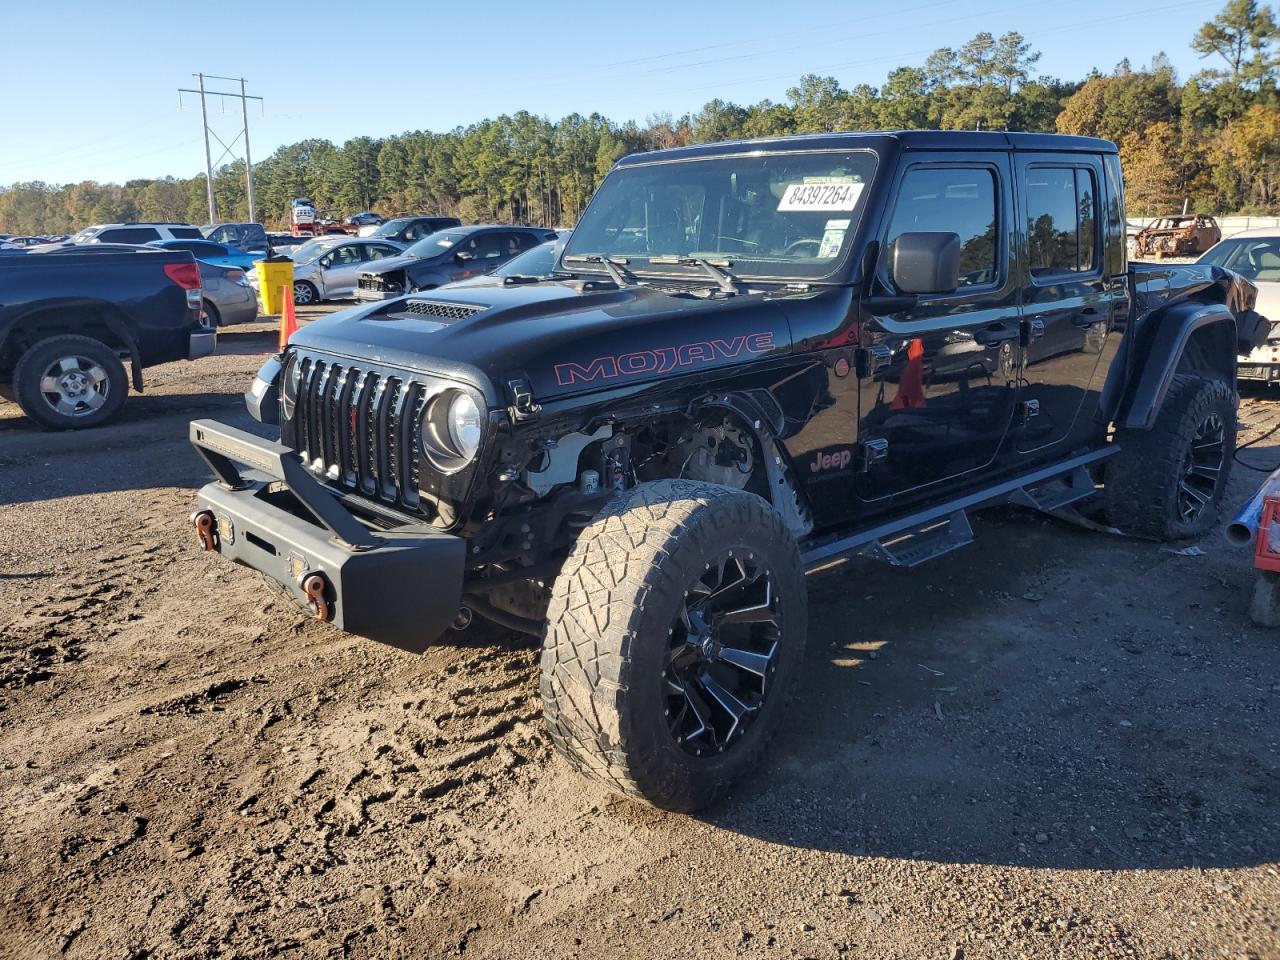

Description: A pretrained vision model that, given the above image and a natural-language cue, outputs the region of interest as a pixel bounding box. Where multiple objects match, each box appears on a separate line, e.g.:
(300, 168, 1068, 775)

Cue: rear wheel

(202, 299, 222, 327)
(541, 479, 807, 811)
(12, 334, 128, 430)
(1105, 374, 1235, 539)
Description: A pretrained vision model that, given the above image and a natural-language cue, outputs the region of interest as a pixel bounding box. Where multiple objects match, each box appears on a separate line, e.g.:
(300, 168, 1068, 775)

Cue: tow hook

(192, 510, 217, 551)
(300, 572, 331, 622)
(451, 606, 473, 631)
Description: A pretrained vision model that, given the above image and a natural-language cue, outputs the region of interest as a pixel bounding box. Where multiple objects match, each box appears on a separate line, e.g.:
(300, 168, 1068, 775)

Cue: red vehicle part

(1254, 496, 1280, 572)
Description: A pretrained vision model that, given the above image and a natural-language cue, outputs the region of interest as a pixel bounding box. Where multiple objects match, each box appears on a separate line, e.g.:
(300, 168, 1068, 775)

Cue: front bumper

(1239, 362, 1280, 383)
(189, 328, 217, 360)
(189, 419, 465, 652)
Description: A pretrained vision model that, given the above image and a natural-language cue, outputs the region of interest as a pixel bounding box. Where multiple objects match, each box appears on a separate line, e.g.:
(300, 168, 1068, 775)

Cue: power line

(178, 73, 262, 224)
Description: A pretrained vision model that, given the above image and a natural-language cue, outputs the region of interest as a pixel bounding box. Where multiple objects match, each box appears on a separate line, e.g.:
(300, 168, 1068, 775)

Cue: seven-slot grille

(292, 356, 426, 511)
(402, 300, 485, 320)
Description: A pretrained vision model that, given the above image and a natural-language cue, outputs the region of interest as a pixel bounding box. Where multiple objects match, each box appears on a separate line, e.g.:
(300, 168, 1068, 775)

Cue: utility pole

(197, 73, 216, 224)
(178, 74, 263, 225)
(240, 77, 255, 224)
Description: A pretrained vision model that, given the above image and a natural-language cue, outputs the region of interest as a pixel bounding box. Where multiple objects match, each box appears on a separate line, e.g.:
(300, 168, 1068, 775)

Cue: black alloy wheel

(664, 551, 781, 758)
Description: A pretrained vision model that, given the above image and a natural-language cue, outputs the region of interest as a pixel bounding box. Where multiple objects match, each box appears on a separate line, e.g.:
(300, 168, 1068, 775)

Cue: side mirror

(454, 251, 474, 264)
(891, 232, 962, 295)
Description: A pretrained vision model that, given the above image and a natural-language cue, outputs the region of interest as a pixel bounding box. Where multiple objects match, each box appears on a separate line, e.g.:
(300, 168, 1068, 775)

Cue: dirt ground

(1, 306, 1278, 960)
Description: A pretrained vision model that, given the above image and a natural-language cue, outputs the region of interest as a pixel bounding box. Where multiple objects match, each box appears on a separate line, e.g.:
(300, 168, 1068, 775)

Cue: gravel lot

(1, 305, 1278, 960)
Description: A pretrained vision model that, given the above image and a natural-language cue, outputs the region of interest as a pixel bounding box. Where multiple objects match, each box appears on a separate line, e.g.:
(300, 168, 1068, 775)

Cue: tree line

(2, 0, 1277, 235)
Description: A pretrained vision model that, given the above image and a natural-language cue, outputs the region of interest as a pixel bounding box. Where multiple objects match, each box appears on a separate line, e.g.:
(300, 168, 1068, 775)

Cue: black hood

(290, 281, 795, 407)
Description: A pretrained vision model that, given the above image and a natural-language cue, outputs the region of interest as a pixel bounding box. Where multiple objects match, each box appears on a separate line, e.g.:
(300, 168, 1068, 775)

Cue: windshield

(1197, 236, 1280, 282)
(495, 241, 559, 277)
(292, 239, 339, 264)
(404, 230, 465, 259)
(563, 150, 876, 281)
(370, 218, 414, 239)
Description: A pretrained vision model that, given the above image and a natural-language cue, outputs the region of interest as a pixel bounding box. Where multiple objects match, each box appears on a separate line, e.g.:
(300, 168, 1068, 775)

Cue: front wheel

(292, 280, 318, 306)
(1105, 374, 1235, 539)
(541, 479, 807, 812)
(12, 334, 128, 430)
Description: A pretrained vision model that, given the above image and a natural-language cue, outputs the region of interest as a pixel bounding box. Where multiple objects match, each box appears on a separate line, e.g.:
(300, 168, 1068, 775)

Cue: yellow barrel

(256, 257, 294, 316)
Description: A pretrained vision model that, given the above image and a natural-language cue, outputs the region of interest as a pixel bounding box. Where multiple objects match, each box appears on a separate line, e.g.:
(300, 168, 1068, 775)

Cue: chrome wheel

(664, 551, 781, 757)
(38, 355, 109, 418)
(1178, 412, 1225, 523)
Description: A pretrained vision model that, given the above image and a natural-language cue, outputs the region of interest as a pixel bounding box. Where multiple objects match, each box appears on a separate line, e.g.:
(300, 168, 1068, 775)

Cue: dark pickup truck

(189, 131, 1267, 811)
(0, 247, 215, 429)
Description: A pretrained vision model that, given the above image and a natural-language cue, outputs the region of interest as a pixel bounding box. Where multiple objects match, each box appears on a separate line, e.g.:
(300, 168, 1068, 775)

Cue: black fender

(0, 297, 144, 391)
(1104, 301, 1237, 431)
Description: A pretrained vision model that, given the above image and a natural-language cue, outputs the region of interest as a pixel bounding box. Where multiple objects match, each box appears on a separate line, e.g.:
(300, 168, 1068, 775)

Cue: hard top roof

(614, 130, 1118, 167)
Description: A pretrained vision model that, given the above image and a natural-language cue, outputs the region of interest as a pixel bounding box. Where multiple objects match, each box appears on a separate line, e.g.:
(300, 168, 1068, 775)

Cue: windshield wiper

(648, 256, 740, 294)
(562, 254, 639, 287)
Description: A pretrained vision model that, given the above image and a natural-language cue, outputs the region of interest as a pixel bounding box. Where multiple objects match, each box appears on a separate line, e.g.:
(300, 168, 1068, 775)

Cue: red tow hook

(301, 572, 330, 622)
(192, 510, 217, 551)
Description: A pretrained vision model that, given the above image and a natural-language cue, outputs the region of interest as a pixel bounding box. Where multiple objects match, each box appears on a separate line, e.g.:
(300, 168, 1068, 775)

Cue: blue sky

(0, 0, 1225, 186)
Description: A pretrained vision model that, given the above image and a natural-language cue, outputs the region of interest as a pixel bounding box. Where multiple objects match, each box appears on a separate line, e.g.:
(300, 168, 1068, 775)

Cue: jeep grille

(291, 356, 426, 511)
(402, 299, 485, 320)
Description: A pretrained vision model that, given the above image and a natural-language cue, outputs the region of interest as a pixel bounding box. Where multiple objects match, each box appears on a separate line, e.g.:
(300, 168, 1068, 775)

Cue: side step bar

(800, 448, 1116, 571)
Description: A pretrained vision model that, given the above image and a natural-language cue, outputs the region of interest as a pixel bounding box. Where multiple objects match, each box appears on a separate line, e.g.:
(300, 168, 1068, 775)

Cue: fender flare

(689, 388, 812, 538)
(1107, 301, 1236, 431)
(0, 298, 144, 391)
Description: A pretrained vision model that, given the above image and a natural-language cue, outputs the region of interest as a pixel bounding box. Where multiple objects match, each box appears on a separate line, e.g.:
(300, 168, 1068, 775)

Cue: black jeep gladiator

(189, 131, 1267, 811)
(0, 246, 214, 429)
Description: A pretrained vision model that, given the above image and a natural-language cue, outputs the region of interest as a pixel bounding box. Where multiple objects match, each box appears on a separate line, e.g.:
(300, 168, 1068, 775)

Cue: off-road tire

(13, 335, 128, 430)
(1105, 374, 1235, 540)
(541, 479, 807, 812)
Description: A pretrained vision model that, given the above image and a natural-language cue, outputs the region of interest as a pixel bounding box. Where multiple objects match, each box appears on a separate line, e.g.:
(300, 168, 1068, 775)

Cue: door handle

(1071, 307, 1108, 327)
(973, 324, 1019, 346)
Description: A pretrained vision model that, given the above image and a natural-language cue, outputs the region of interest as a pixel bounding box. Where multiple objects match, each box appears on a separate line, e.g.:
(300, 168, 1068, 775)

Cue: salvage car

(249, 236, 405, 304)
(1198, 229, 1280, 384)
(148, 238, 263, 272)
(438, 238, 566, 289)
(1132, 214, 1221, 259)
(354, 225, 559, 300)
(188, 131, 1267, 812)
(1, 246, 212, 428)
(360, 215, 463, 242)
(199, 261, 258, 327)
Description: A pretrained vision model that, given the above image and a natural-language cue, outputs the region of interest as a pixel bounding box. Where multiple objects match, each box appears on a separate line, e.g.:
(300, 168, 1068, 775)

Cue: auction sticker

(777, 180, 864, 212)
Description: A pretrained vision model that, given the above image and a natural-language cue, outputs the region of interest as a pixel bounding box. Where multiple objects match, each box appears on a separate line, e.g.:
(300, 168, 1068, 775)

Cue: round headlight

(447, 392, 482, 460)
(281, 353, 300, 418)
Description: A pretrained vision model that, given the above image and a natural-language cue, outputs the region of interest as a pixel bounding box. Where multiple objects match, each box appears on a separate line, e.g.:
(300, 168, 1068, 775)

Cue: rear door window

(96, 227, 161, 243)
(170, 227, 204, 239)
(1026, 166, 1099, 277)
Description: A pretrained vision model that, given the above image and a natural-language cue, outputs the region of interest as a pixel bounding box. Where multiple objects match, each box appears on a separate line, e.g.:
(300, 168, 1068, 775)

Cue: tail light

(163, 261, 203, 311)
(225, 269, 247, 285)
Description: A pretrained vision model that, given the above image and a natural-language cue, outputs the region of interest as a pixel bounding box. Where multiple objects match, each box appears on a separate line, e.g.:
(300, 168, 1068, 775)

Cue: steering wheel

(784, 238, 821, 257)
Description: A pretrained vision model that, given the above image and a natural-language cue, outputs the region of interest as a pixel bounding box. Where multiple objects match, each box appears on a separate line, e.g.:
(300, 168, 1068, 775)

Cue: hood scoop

(399, 299, 487, 320)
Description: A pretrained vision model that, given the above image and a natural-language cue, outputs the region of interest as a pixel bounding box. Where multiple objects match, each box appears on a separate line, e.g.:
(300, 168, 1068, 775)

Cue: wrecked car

(1132, 214, 1222, 259)
(188, 131, 1267, 812)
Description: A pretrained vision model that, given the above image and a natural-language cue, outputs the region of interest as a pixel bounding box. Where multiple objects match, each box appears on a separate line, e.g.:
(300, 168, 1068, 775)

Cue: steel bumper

(189, 418, 465, 653)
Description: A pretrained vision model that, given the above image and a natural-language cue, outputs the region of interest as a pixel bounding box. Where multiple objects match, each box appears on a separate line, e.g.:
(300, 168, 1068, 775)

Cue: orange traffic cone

(278, 283, 298, 351)
(891, 337, 926, 409)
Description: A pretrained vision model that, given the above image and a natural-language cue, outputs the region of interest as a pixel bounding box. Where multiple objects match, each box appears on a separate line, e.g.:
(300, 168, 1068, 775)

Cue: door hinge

(859, 437, 889, 472)
(505, 376, 541, 422)
(855, 344, 893, 378)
